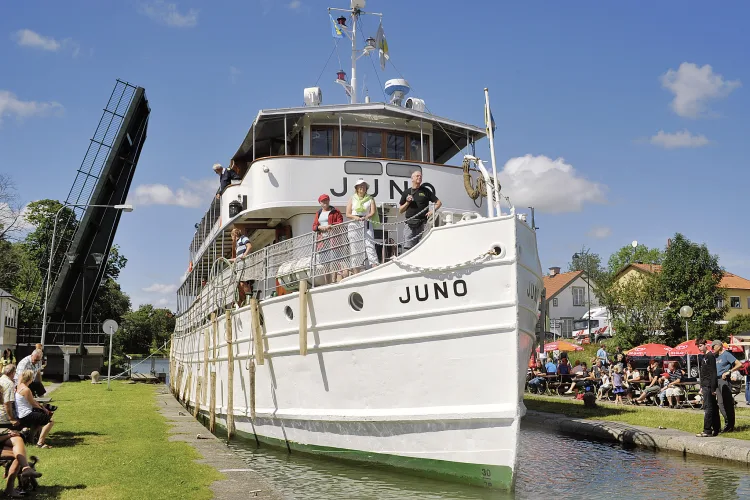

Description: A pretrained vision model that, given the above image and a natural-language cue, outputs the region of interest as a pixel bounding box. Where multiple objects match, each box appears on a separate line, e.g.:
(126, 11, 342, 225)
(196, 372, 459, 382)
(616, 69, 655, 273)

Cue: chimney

(549, 267, 561, 276)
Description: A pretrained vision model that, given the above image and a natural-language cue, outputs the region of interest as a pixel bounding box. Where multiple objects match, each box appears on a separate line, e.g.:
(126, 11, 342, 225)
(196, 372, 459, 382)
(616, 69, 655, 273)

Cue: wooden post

(209, 371, 216, 433)
(203, 325, 210, 404)
(225, 309, 235, 440)
(176, 366, 184, 402)
(249, 361, 256, 420)
(250, 298, 264, 365)
(194, 376, 202, 417)
(211, 312, 218, 360)
(184, 371, 192, 408)
(299, 279, 309, 356)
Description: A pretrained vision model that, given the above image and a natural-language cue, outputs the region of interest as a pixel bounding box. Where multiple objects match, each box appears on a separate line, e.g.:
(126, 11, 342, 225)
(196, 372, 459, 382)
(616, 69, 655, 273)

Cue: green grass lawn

(30, 381, 221, 500)
(525, 393, 750, 439)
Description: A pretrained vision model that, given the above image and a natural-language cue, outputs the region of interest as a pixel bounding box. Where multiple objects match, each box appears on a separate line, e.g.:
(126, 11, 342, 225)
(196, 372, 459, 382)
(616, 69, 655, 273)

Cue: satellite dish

(631, 240, 638, 248)
(102, 319, 119, 335)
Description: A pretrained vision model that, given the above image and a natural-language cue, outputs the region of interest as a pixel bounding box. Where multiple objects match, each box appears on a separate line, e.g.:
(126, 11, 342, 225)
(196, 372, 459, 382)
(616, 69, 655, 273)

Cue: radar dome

(384, 79, 410, 106)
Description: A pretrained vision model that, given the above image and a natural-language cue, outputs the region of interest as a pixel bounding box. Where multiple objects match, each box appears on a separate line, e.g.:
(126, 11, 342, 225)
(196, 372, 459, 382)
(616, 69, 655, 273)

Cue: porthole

(284, 306, 294, 321)
(349, 292, 364, 311)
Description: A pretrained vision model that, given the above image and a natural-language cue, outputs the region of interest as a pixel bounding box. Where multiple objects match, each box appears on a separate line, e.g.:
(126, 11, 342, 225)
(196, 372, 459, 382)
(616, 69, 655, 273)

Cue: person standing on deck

(696, 338, 721, 437)
(398, 171, 441, 250)
(712, 340, 742, 433)
(346, 179, 380, 272)
(213, 161, 241, 199)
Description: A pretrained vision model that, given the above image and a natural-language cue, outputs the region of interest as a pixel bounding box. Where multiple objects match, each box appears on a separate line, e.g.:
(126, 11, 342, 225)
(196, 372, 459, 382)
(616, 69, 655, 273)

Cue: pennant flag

(330, 14, 344, 39)
(485, 105, 496, 136)
(375, 21, 389, 70)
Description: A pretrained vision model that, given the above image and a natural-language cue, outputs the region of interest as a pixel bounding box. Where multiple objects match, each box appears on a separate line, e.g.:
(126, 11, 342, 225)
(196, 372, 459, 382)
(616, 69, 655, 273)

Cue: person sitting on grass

(632, 359, 662, 405)
(15, 370, 54, 449)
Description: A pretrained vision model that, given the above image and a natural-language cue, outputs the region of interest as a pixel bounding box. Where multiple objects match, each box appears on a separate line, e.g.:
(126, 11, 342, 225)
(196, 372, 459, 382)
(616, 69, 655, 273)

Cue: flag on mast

(375, 21, 389, 70)
(330, 14, 344, 39)
(484, 104, 496, 136)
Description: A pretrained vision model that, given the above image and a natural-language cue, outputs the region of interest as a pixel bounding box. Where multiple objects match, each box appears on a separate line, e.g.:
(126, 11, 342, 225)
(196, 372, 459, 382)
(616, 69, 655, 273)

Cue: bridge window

(386, 162, 421, 177)
(311, 127, 334, 156)
(386, 133, 405, 160)
(361, 130, 383, 158)
(341, 128, 358, 156)
(409, 135, 429, 162)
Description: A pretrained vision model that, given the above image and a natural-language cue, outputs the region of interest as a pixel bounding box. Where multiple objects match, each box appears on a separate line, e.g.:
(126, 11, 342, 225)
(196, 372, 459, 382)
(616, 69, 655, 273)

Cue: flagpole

(484, 88, 501, 216)
(350, 8, 359, 104)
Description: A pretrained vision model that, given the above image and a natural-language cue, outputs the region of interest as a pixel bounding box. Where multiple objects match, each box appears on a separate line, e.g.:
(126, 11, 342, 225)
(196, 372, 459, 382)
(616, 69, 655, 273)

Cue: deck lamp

(680, 305, 694, 376)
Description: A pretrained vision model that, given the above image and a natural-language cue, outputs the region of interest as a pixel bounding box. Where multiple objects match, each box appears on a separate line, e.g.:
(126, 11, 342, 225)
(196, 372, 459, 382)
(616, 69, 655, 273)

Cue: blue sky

(1, 1, 749, 310)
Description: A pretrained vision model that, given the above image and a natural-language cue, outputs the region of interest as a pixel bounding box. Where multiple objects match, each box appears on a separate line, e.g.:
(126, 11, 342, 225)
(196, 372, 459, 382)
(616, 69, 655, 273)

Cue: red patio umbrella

(625, 343, 671, 357)
(667, 339, 742, 356)
(536, 340, 584, 352)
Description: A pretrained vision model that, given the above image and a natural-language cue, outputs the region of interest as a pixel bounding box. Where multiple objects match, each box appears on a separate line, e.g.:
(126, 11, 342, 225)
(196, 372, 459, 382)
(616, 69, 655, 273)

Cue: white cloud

(157, 298, 169, 306)
(13, 29, 81, 57)
(139, 1, 198, 28)
(588, 226, 611, 239)
(130, 177, 216, 208)
(0, 90, 64, 124)
(13, 29, 60, 51)
(143, 283, 177, 294)
(229, 66, 241, 84)
(649, 129, 710, 149)
(287, 1, 302, 10)
(661, 62, 741, 118)
(497, 155, 607, 214)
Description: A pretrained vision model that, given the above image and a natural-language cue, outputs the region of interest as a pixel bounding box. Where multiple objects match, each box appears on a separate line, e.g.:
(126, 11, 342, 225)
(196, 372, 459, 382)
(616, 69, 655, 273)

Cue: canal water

(229, 423, 750, 499)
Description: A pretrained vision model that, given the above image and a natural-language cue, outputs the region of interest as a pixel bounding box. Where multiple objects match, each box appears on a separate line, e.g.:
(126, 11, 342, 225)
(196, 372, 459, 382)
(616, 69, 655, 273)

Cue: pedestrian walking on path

(696, 338, 720, 437)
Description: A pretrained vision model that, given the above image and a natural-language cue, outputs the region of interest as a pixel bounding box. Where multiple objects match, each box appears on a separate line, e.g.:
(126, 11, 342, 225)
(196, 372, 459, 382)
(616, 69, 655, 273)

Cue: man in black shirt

(398, 171, 441, 249)
(696, 338, 721, 437)
(214, 161, 242, 199)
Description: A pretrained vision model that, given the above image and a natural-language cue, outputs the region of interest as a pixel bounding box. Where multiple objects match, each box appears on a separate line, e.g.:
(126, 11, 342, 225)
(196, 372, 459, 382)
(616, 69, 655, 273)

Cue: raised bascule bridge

(17, 80, 150, 379)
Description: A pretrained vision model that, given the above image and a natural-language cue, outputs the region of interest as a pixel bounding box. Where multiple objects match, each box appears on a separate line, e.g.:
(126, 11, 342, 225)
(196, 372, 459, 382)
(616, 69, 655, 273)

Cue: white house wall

(548, 276, 599, 325)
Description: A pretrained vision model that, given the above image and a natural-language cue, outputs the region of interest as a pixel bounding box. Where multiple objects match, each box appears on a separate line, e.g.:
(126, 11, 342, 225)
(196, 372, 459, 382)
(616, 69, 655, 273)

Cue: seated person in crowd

(664, 361, 684, 408)
(597, 370, 613, 401)
(570, 360, 583, 375)
(527, 361, 547, 393)
(564, 362, 594, 395)
(14, 350, 44, 398)
(15, 370, 54, 449)
(632, 359, 662, 405)
(544, 358, 557, 375)
(625, 362, 641, 401)
(557, 357, 572, 383)
(591, 359, 605, 380)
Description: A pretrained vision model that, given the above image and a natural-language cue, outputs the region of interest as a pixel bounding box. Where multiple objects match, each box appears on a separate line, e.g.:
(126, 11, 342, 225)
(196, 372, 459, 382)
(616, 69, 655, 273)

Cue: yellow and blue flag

(485, 106, 496, 136)
(330, 14, 344, 39)
(375, 21, 389, 70)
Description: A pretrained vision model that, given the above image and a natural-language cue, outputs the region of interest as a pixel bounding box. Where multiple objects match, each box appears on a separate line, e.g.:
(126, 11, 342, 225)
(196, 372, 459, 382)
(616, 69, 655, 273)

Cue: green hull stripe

(222, 422, 513, 490)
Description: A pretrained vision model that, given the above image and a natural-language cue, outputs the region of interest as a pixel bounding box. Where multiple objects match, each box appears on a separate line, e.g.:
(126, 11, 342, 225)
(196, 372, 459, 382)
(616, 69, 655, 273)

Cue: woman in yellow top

(0, 350, 13, 367)
(346, 179, 380, 273)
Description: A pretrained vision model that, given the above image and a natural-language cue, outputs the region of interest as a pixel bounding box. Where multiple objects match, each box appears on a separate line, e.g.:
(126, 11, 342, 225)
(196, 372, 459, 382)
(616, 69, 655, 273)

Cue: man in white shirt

(14, 350, 44, 397)
(0, 364, 17, 428)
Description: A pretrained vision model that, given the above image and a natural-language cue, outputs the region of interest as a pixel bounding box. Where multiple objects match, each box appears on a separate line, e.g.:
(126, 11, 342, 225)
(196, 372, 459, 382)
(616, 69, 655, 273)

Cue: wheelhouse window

(361, 130, 383, 158)
(386, 132, 405, 160)
(409, 135, 430, 162)
(341, 128, 358, 156)
(311, 127, 334, 156)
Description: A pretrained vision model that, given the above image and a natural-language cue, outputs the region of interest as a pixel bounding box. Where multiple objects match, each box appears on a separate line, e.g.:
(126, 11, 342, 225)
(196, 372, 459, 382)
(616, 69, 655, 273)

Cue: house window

(747, 297, 750, 309)
(717, 297, 725, 309)
(730, 296, 741, 309)
(311, 127, 334, 156)
(572, 287, 585, 307)
(552, 298, 558, 307)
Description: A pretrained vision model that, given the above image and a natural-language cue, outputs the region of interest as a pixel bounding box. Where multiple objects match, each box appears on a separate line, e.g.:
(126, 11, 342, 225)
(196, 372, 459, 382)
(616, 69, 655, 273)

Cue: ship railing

(188, 197, 221, 263)
(17, 322, 108, 346)
(174, 205, 480, 337)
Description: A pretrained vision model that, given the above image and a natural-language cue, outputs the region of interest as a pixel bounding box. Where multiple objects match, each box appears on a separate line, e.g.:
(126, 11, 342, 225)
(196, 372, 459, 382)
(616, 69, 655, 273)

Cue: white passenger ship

(170, 1, 542, 490)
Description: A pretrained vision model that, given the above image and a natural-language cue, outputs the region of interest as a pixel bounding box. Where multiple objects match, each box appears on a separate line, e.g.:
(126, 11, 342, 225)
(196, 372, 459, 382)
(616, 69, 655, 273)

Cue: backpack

(739, 360, 750, 376)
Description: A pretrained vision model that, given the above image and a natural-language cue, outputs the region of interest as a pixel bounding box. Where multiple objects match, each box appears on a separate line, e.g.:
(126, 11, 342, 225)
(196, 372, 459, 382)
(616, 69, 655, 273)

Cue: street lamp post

(40, 203, 133, 347)
(680, 305, 694, 376)
(573, 251, 592, 342)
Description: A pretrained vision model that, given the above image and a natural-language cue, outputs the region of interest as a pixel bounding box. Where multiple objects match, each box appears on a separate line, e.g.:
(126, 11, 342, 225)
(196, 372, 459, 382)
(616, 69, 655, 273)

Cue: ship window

(311, 127, 334, 156)
(386, 133, 406, 160)
(345, 161, 383, 175)
(408, 135, 429, 162)
(341, 128, 358, 156)
(386, 163, 420, 178)
(361, 130, 383, 158)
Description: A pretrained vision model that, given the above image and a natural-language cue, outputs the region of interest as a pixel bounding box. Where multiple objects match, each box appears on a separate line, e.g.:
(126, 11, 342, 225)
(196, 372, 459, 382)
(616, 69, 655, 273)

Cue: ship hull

(171, 213, 542, 491)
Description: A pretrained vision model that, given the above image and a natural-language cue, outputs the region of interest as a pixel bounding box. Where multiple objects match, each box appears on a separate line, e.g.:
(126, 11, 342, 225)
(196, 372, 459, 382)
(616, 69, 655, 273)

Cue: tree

(90, 278, 131, 326)
(607, 243, 664, 275)
(103, 245, 128, 282)
(607, 271, 666, 349)
(0, 174, 23, 241)
(116, 305, 175, 357)
(659, 233, 726, 344)
(568, 248, 605, 283)
(722, 314, 750, 342)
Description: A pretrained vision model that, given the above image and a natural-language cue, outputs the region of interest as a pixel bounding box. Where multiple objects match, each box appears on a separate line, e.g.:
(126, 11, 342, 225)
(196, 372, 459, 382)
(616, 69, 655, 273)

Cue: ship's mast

(330, 1, 382, 104)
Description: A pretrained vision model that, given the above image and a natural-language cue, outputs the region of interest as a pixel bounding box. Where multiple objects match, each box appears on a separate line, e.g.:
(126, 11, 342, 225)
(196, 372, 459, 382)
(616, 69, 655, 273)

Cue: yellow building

(614, 263, 750, 321)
